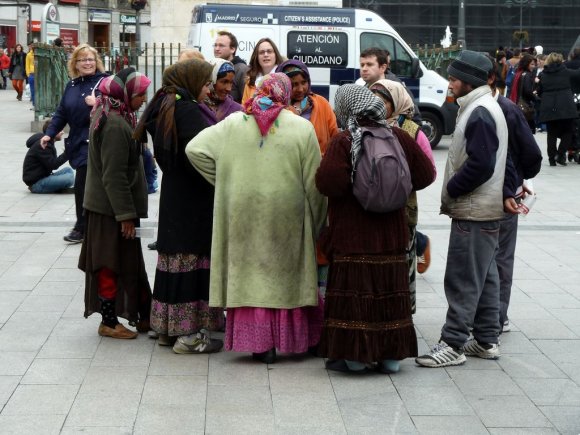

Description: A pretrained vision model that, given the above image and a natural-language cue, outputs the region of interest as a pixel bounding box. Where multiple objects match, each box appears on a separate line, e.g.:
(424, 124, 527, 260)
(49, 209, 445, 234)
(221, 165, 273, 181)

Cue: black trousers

(546, 119, 575, 161)
(74, 165, 87, 234)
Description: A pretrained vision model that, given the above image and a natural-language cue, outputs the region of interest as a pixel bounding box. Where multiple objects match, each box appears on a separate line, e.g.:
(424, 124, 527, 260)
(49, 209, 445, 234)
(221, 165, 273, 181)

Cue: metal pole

(519, 1, 523, 50)
(457, 1, 466, 49)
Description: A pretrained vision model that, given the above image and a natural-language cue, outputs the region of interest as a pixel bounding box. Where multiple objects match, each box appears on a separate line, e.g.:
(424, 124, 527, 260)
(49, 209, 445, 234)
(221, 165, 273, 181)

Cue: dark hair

(518, 53, 536, 71)
(247, 38, 284, 87)
(360, 47, 389, 66)
(42, 120, 51, 133)
(217, 31, 238, 53)
(53, 38, 63, 47)
(572, 47, 580, 59)
(496, 50, 506, 61)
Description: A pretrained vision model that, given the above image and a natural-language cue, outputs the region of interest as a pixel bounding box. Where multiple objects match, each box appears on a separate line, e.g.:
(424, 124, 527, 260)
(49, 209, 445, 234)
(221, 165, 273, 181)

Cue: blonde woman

(40, 44, 107, 243)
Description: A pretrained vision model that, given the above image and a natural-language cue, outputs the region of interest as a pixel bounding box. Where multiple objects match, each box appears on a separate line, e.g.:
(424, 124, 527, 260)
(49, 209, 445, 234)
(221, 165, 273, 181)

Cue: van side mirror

(411, 58, 422, 79)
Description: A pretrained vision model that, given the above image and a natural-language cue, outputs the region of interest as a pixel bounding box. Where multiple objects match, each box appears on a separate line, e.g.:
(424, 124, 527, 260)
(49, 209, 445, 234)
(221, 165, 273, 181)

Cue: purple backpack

(353, 126, 412, 213)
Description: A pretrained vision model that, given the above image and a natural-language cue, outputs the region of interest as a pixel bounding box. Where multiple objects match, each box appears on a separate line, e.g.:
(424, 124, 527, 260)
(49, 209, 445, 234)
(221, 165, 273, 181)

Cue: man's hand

(504, 197, 519, 214)
(121, 220, 135, 239)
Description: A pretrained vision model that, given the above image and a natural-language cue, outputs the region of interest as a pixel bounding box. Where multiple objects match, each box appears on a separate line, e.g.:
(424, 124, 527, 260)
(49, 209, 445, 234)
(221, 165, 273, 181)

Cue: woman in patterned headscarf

(80, 67, 152, 339)
(186, 73, 327, 364)
(199, 58, 243, 126)
(134, 59, 225, 354)
(315, 84, 435, 373)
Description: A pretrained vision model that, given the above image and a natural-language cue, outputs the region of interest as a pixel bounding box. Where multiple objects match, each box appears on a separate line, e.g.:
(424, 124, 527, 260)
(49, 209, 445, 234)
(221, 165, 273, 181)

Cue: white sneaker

(415, 341, 466, 367)
(463, 338, 500, 359)
(502, 320, 511, 333)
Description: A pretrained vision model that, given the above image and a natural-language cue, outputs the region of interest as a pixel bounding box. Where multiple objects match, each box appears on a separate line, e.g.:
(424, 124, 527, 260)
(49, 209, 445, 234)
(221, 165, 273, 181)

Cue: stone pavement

(1, 87, 580, 435)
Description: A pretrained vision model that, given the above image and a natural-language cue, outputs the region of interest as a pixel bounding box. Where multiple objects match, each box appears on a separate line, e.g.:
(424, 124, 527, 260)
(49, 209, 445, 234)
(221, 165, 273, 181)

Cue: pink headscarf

(92, 67, 151, 131)
(243, 73, 291, 140)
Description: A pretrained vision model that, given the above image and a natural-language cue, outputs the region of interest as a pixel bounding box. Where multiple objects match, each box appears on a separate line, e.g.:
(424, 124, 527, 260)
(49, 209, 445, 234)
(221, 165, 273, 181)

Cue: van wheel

(421, 112, 443, 149)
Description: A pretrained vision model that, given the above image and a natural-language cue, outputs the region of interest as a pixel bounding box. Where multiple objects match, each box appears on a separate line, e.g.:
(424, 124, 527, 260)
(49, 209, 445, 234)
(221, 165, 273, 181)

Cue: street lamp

(506, 0, 538, 50)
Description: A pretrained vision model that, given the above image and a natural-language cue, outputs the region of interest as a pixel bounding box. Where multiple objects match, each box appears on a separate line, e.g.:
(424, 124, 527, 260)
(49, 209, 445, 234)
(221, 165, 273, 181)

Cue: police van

(188, 3, 457, 147)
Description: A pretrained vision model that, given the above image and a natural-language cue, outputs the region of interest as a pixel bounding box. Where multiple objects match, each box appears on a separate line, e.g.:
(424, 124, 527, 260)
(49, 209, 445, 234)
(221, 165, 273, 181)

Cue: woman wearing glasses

(241, 38, 284, 104)
(41, 44, 107, 243)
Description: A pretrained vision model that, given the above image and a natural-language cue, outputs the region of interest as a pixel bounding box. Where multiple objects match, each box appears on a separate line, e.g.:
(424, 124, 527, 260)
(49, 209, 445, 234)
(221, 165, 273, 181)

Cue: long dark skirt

(79, 211, 152, 323)
(150, 252, 225, 336)
(319, 253, 418, 363)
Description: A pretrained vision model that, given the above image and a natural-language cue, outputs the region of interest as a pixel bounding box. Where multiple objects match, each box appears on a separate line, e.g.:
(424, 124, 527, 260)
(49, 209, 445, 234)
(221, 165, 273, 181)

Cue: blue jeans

(28, 73, 34, 105)
(441, 219, 501, 348)
(29, 167, 74, 193)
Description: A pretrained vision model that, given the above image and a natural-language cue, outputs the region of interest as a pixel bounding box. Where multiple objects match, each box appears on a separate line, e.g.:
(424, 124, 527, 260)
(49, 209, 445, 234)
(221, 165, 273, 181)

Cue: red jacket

(0, 53, 10, 70)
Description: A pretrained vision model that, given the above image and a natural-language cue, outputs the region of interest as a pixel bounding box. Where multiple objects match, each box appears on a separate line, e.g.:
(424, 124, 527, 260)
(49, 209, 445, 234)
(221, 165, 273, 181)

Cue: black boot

(252, 348, 276, 364)
(100, 298, 119, 328)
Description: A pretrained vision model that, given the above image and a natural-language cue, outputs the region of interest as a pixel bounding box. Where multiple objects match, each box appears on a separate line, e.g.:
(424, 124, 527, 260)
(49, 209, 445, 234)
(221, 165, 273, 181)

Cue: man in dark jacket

(23, 121, 74, 193)
(565, 47, 580, 70)
(487, 59, 542, 333)
(213, 31, 248, 103)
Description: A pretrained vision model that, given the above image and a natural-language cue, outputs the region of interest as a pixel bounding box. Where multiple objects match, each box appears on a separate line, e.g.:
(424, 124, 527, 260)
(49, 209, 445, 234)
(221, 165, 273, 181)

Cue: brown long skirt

(79, 211, 151, 323)
(319, 253, 418, 363)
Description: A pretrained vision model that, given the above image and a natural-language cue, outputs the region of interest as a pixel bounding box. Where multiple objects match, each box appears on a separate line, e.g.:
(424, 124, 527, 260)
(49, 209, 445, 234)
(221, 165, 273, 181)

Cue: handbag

(518, 97, 535, 121)
(517, 72, 535, 121)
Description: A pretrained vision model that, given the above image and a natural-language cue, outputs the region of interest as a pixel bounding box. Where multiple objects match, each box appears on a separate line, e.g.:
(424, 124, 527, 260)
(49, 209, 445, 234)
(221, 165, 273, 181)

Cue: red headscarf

(243, 73, 291, 139)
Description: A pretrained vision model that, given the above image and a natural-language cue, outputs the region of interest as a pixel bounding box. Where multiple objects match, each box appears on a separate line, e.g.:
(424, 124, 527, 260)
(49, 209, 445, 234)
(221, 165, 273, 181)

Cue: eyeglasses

(76, 58, 96, 63)
(258, 49, 274, 56)
(213, 43, 228, 48)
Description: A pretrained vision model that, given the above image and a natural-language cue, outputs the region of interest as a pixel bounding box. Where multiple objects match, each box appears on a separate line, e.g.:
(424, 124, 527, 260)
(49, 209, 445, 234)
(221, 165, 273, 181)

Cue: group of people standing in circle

(36, 32, 436, 373)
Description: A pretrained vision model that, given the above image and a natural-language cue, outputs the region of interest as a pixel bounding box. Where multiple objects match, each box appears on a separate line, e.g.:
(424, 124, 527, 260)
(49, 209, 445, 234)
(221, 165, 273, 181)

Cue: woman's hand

(121, 220, 136, 239)
(40, 135, 51, 149)
(85, 94, 97, 106)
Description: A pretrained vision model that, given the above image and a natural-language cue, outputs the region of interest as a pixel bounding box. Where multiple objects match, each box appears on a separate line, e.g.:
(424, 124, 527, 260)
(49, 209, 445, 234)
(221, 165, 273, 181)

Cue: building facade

(345, 0, 580, 56)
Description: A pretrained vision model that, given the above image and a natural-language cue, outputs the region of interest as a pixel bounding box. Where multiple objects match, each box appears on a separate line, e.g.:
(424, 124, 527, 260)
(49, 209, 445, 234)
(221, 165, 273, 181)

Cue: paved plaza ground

(0, 88, 579, 434)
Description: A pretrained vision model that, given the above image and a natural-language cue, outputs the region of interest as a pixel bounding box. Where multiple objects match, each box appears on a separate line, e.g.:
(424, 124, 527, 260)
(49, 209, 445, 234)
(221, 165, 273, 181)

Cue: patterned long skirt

(224, 293, 324, 354)
(319, 253, 418, 363)
(150, 252, 224, 336)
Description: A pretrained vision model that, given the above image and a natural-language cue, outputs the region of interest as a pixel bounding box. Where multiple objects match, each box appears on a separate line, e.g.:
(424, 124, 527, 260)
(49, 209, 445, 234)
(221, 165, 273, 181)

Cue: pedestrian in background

(509, 53, 537, 134)
(186, 73, 326, 364)
(8, 44, 26, 100)
(241, 37, 284, 104)
(0, 49, 10, 90)
(135, 59, 225, 354)
(416, 51, 508, 368)
(40, 44, 107, 244)
(79, 67, 152, 339)
(536, 52, 580, 166)
(316, 84, 433, 373)
(25, 43, 35, 108)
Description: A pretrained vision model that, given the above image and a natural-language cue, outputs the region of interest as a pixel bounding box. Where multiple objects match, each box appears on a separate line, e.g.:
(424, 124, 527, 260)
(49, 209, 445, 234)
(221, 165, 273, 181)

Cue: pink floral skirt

(225, 293, 324, 354)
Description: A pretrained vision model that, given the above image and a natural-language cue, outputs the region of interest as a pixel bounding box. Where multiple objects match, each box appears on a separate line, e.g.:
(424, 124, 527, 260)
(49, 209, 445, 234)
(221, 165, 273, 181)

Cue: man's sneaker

(502, 320, 511, 333)
(415, 341, 466, 367)
(64, 229, 83, 243)
(463, 338, 500, 359)
(172, 332, 223, 354)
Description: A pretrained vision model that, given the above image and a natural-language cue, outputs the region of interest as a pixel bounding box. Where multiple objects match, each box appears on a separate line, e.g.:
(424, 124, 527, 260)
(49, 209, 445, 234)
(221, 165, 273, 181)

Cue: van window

(287, 31, 348, 68)
(361, 32, 413, 77)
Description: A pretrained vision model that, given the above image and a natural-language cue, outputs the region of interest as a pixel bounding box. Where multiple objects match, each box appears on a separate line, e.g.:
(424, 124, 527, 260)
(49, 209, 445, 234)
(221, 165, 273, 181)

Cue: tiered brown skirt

(319, 253, 418, 363)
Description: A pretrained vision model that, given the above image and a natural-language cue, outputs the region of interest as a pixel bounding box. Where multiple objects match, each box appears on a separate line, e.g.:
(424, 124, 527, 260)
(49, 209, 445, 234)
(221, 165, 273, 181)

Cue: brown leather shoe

(98, 323, 138, 339)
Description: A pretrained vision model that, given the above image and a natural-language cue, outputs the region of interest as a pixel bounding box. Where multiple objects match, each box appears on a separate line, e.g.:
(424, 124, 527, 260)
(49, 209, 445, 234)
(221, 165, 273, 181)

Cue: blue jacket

(45, 72, 107, 169)
(496, 94, 542, 199)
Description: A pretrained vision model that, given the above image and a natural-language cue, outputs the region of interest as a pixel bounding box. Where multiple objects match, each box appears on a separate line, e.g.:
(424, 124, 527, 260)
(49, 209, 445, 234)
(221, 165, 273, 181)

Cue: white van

(187, 4, 457, 147)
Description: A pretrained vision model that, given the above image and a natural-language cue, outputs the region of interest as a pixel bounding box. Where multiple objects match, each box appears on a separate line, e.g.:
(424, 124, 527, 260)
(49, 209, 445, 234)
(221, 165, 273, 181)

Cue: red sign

(31, 21, 41, 32)
(59, 0, 81, 3)
(60, 29, 78, 47)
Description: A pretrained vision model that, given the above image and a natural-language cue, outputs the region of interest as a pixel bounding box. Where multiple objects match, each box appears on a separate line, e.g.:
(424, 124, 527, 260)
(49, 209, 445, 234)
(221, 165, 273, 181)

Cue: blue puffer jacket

(45, 72, 108, 169)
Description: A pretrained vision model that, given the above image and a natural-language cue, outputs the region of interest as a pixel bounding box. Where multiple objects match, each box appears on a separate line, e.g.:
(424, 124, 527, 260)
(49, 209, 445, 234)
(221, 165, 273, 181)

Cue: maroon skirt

(319, 253, 418, 363)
